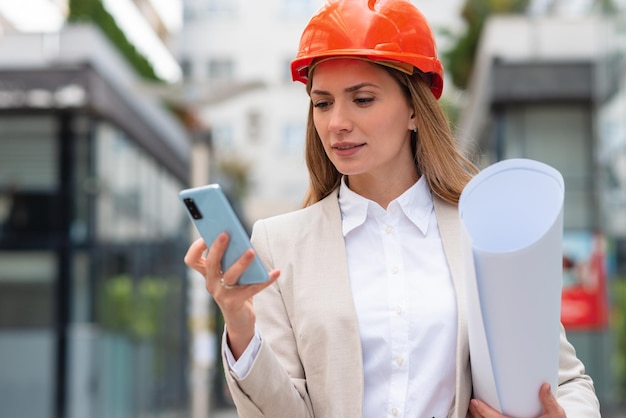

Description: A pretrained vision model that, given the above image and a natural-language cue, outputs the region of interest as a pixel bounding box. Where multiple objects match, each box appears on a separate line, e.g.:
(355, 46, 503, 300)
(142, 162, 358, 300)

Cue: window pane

(0, 116, 58, 191)
(206, 0, 236, 15)
(503, 105, 593, 229)
(0, 251, 56, 416)
(0, 116, 60, 245)
(212, 123, 234, 153)
(207, 59, 234, 81)
(0, 330, 54, 418)
(282, 123, 305, 155)
(0, 251, 56, 328)
(282, 0, 316, 17)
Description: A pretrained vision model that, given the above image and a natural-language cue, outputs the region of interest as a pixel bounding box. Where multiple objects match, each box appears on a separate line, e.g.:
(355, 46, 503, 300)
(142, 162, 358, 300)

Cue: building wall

(176, 0, 321, 223)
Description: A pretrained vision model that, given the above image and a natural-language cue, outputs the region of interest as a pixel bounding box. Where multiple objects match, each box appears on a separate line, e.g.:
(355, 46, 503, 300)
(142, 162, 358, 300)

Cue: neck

(346, 170, 419, 209)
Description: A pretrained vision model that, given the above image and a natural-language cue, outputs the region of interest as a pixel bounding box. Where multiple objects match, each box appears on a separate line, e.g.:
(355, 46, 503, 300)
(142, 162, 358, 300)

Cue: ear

(408, 115, 417, 133)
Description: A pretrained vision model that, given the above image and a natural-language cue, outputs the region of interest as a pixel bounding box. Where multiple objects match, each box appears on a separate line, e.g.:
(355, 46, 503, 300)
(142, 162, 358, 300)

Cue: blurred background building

(0, 0, 625, 417)
(0, 1, 192, 418)
(457, 1, 626, 413)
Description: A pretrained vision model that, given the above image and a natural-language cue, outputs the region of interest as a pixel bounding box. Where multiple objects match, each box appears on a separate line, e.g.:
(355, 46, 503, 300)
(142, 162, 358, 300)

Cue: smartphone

(179, 184, 269, 285)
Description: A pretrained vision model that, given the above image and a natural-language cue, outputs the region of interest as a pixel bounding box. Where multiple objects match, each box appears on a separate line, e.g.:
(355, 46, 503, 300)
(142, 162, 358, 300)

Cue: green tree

(98, 274, 172, 338)
(443, 0, 530, 90)
(68, 0, 160, 81)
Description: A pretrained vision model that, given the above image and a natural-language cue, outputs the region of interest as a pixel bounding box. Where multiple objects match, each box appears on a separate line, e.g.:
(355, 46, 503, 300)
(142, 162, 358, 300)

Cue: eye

(354, 97, 374, 106)
(313, 100, 332, 110)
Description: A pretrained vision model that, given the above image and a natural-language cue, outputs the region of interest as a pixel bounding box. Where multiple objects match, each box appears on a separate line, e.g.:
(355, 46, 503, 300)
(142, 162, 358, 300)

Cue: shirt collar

(338, 176, 434, 237)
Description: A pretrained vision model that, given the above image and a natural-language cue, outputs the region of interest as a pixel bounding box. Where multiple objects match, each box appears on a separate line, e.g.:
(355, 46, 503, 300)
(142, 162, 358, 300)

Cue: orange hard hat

(291, 0, 444, 99)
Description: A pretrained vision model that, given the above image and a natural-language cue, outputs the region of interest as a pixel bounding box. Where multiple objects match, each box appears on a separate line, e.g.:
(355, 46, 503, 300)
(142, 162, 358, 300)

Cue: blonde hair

(302, 65, 477, 207)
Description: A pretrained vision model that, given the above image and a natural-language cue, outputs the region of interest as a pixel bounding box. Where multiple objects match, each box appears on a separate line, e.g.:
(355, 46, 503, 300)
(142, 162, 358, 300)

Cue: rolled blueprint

(459, 158, 564, 418)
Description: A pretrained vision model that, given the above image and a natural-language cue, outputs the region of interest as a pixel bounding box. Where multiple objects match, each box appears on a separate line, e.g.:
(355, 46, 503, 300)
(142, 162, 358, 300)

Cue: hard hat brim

(291, 51, 443, 99)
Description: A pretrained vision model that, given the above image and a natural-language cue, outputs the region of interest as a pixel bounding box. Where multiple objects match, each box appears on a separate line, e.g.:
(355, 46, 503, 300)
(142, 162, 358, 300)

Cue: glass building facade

(0, 36, 192, 418)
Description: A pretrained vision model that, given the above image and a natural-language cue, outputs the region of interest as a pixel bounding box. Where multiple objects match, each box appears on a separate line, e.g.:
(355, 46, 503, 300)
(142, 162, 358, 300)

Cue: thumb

(539, 383, 563, 416)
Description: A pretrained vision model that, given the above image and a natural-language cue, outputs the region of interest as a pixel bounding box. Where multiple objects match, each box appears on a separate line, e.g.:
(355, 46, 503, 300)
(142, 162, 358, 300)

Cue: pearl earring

(410, 123, 417, 133)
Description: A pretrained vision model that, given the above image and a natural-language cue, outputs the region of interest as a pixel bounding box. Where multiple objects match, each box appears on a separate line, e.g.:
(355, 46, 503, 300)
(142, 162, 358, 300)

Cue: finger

(242, 269, 280, 296)
(539, 383, 564, 416)
(218, 269, 281, 310)
(220, 248, 253, 287)
(220, 248, 259, 287)
(184, 238, 208, 273)
(204, 232, 229, 276)
(468, 399, 478, 418)
(468, 399, 484, 417)
(468, 399, 505, 418)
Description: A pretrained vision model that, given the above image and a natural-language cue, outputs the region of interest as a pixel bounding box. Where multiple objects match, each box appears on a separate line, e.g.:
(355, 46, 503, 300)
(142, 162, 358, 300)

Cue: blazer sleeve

(221, 218, 314, 418)
(556, 324, 601, 417)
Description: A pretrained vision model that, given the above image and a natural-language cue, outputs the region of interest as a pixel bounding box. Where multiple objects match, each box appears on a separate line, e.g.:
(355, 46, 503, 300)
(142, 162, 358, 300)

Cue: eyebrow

(310, 82, 379, 96)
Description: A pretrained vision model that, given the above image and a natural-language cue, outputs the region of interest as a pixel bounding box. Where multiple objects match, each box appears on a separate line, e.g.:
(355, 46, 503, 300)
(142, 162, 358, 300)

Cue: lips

(334, 143, 364, 150)
(331, 142, 365, 156)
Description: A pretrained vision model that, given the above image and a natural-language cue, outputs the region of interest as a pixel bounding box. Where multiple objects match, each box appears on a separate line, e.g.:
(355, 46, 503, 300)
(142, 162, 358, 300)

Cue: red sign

(561, 232, 609, 330)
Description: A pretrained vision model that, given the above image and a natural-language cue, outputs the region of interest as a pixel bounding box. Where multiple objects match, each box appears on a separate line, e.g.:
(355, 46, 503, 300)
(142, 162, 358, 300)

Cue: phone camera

(184, 198, 203, 220)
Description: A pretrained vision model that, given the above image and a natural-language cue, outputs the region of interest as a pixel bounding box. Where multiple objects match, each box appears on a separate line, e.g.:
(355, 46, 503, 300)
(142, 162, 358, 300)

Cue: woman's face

(310, 58, 416, 183)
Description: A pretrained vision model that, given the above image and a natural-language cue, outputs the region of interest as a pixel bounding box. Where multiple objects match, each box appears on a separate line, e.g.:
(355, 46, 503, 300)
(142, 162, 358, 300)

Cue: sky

(0, 0, 65, 32)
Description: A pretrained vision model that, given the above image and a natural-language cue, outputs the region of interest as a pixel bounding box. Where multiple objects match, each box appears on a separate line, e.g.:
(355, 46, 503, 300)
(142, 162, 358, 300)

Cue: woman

(185, 0, 600, 417)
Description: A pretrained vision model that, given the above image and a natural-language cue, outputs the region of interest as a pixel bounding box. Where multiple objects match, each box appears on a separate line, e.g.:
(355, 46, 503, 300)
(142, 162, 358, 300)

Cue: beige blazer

(223, 190, 600, 418)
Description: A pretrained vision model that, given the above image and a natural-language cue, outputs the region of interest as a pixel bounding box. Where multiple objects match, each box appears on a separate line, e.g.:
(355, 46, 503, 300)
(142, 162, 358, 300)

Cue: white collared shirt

(339, 176, 457, 418)
(225, 177, 457, 417)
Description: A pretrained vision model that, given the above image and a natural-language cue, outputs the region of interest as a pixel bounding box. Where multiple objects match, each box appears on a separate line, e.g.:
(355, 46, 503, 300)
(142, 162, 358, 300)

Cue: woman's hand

(184, 233, 280, 359)
(469, 383, 566, 418)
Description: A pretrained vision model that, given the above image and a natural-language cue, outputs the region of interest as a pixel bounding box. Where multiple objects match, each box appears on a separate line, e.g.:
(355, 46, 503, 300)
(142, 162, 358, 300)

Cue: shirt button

(391, 407, 399, 416)
(385, 225, 393, 234)
(394, 306, 403, 315)
(391, 266, 399, 274)
(390, 206, 397, 214)
(395, 356, 404, 366)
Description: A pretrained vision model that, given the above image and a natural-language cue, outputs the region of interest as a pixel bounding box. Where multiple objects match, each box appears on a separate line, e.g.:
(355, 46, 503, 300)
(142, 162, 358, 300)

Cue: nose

(327, 101, 353, 133)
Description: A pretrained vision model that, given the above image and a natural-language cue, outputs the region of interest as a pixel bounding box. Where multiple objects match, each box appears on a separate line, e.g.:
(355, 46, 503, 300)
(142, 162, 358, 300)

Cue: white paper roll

(459, 158, 564, 418)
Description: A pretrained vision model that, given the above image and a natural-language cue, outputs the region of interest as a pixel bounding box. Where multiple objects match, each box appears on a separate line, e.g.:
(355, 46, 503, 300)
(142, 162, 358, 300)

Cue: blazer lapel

(434, 196, 471, 418)
(304, 191, 365, 415)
